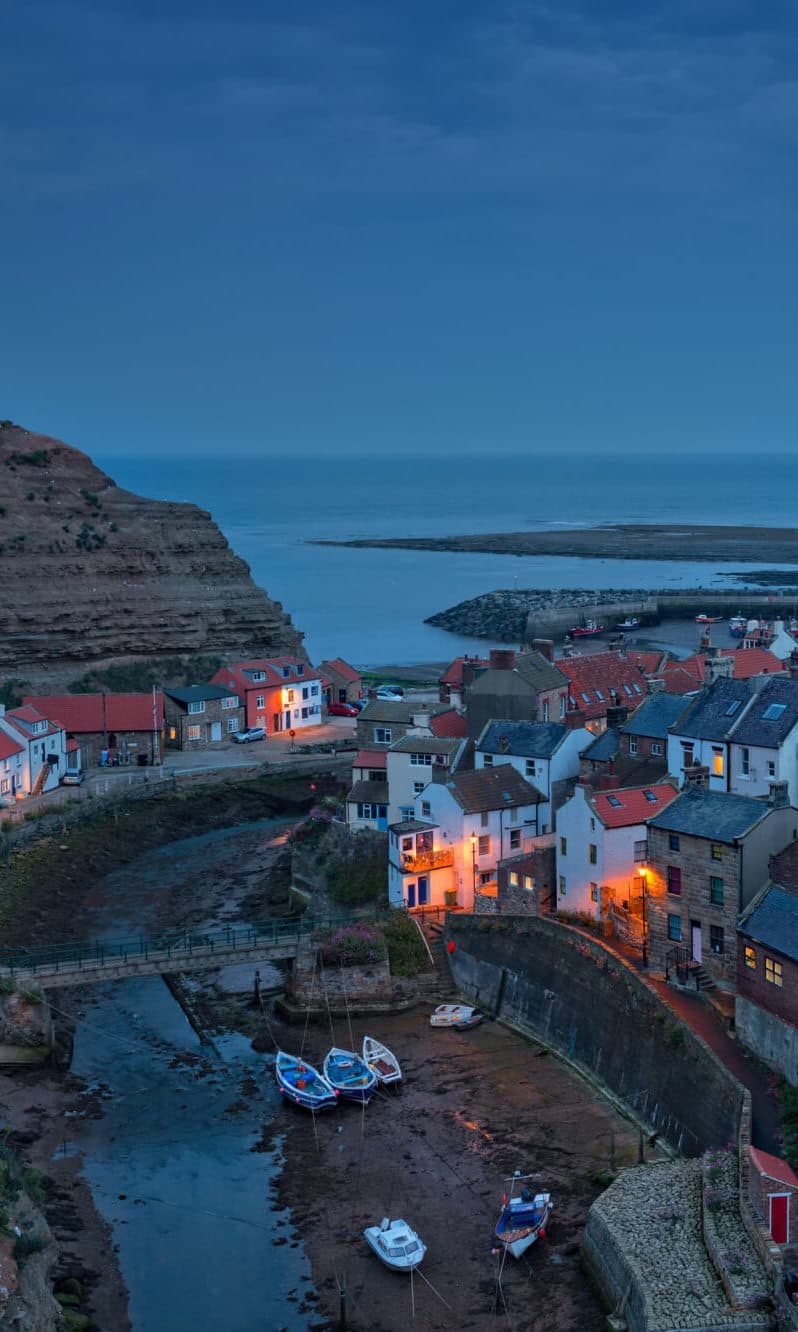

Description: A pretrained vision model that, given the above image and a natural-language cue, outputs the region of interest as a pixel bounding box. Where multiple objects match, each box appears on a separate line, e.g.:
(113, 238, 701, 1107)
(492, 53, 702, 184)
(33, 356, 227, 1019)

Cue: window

(744, 946, 756, 970)
(287, 690, 295, 703)
(724, 699, 742, 717)
(410, 753, 433, 766)
(590, 817, 595, 831)
(256, 694, 265, 708)
(589, 844, 597, 864)
(483, 753, 493, 766)
(168, 726, 177, 740)
(669, 833, 680, 851)
(590, 882, 598, 903)
(763, 702, 787, 721)
(623, 684, 633, 697)
(413, 782, 424, 795)
(187, 725, 202, 741)
(480, 871, 492, 886)
(710, 843, 723, 862)
(187, 700, 205, 714)
(681, 743, 694, 767)
(643, 789, 658, 803)
(509, 829, 521, 850)
(221, 696, 237, 709)
(301, 707, 308, 719)
(480, 810, 489, 828)
(369, 769, 384, 782)
(541, 700, 550, 722)
(632, 683, 642, 695)
(595, 689, 605, 702)
(401, 836, 413, 852)
(560, 836, 567, 855)
(421, 801, 431, 818)
(359, 803, 373, 819)
(629, 736, 638, 755)
(249, 670, 266, 682)
(227, 718, 239, 733)
(302, 687, 309, 700)
(281, 666, 290, 678)
(767, 760, 776, 778)
(709, 876, 724, 906)
(510, 805, 519, 823)
(739, 747, 750, 777)
(607, 795, 622, 808)
(509, 871, 519, 887)
(559, 876, 566, 896)
(559, 696, 566, 719)
(525, 759, 535, 777)
(523, 875, 534, 891)
(710, 925, 724, 956)
(667, 866, 682, 895)
(651, 741, 663, 757)
(712, 747, 724, 777)
(765, 957, 783, 987)
(667, 914, 682, 942)
(374, 728, 392, 744)
(296, 664, 304, 676)
(478, 835, 490, 856)
(311, 685, 319, 696)
(581, 692, 591, 704)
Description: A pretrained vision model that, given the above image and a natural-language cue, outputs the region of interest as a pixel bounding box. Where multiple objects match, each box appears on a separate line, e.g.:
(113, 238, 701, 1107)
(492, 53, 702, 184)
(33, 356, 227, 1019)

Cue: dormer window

(249, 671, 266, 682)
(296, 664, 304, 676)
(282, 667, 291, 678)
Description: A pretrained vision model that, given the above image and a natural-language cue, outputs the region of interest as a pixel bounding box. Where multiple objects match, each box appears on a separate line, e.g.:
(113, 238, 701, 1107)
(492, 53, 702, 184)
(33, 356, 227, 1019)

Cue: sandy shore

(265, 1006, 663, 1332)
(314, 523, 798, 564)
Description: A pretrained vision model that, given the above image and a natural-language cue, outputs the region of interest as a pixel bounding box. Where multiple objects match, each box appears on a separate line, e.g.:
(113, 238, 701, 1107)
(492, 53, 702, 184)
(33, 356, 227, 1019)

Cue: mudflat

(313, 523, 798, 563)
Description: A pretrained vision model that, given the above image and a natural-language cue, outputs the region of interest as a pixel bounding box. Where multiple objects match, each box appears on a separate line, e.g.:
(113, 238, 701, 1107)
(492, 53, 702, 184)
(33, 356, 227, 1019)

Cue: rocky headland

(0, 421, 302, 691)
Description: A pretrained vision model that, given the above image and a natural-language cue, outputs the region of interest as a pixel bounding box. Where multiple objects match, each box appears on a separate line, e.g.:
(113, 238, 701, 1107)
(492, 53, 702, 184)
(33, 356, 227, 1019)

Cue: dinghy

(364, 1217, 426, 1272)
(362, 1035, 402, 1086)
(323, 1047, 378, 1104)
(275, 1051, 337, 1111)
(430, 1004, 485, 1030)
(495, 1172, 553, 1259)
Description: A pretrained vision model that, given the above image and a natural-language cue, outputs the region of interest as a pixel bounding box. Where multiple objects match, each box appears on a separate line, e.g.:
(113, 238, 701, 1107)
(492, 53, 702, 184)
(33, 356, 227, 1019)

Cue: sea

(97, 451, 798, 668)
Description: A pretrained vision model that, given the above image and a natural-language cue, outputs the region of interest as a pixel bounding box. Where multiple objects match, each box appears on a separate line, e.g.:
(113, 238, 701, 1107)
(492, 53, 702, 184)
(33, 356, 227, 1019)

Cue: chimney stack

(768, 780, 790, 809)
(605, 704, 629, 728)
(532, 638, 555, 663)
(684, 763, 709, 788)
(489, 649, 516, 672)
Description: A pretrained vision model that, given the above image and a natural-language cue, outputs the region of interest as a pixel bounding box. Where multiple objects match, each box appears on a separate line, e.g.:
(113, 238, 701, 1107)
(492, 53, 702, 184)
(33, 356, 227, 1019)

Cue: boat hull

(275, 1053, 338, 1111)
(324, 1048, 378, 1104)
(362, 1036, 402, 1085)
(495, 1194, 552, 1260)
(430, 1004, 480, 1028)
(364, 1221, 426, 1272)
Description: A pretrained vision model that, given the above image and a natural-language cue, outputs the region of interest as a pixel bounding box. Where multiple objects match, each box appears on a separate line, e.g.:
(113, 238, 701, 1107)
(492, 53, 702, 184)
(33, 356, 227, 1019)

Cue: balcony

(400, 848, 454, 873)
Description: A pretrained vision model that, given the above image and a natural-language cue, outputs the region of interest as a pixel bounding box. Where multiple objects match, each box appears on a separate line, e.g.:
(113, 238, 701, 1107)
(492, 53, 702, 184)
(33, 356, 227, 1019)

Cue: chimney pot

(489, 649, 516, 671)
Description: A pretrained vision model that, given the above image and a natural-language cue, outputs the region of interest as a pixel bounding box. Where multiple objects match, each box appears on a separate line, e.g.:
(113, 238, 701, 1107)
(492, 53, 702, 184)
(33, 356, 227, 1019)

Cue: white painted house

(474, 720, 591, 833)
(666, 678, 753, 792)
(0, 704, 69, 800)
(386, 735, 467, 826)
(555, 781, 678, 919)
(387, 764, 542, 911)
(726, 677, 798, 806)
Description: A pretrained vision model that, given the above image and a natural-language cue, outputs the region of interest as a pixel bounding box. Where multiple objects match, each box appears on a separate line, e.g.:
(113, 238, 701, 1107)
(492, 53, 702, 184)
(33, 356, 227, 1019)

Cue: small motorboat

(275, 1051, 338, 1111)
(430, 1004, 485, 1030)
(364, 1217, 426, 1272)
(362, 1035, 402, 1086)
(570, 619, 605, 637)
(695, 613, 722, 624)
(616, 617, 640, 631)
(323, 1047, 378, 1104)
(495, 1172, 553, 1260)
(728, 615, 747, 637)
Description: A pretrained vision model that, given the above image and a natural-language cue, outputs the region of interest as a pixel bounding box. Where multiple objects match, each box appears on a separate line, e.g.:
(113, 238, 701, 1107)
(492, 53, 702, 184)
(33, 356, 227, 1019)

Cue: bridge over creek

(0, 914, 354, 989)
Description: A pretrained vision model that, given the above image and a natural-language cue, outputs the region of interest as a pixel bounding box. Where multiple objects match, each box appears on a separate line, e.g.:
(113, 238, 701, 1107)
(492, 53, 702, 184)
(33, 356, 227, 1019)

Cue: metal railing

(664, 944, 699, 983)
(400, 848, 454, 872)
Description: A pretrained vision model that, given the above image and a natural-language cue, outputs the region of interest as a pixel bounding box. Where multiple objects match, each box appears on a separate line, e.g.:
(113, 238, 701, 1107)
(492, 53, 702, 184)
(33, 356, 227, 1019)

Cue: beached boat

(430, 1004, 485, 1030)
(616, 617, 640, 631)
(275, 1051, 338, 1111)
(364, 1217, 426, 1272)
(695, 613, 722, 624)
(323, 1047, 378, 1104)
(495, 1172, 553, 1260)
(362, 1035, 402, 1086)
(570, 619, 605, 637)
(728, 615, 747, 637)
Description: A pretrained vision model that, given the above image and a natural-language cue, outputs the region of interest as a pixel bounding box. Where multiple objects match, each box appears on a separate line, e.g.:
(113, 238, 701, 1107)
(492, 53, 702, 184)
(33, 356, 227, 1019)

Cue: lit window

(589, 844, 597, 864)
(667, 914, 681, 942)
(560, 836, 567, 855)
(710, 925, 724, 955)
(523, 875, 534, 891)
(667, 866, 681, 895)
(287, 690, 295, 703)
(187, 725, 202, 741)
(711, 843, 723, 862)
(168, 726, 177, 740)
(509, 871, 519, 887)
(744, 946, 756, 970)
(712, 747, 724, 777)
(590, 882, 598, 902)
(765, 957, 783, 987)
(478, 835, 490, 856)
(709, 876, 724, 906)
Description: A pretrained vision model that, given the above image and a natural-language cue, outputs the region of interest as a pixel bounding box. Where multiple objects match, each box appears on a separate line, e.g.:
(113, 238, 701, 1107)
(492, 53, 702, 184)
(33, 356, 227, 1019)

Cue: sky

(3, 0, 798, 457)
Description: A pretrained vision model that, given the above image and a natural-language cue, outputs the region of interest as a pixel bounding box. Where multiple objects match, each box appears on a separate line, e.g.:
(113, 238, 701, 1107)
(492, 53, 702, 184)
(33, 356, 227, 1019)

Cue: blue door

(406, 882, 416, 908)
(377, 803, 388, 832)
(418, 876, 429, 906)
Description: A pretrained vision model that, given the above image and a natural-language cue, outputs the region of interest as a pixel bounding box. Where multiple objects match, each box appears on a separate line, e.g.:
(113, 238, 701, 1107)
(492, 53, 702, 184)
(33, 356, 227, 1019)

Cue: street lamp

(639, 867, 649, 969)
(470, 833, 477, 897)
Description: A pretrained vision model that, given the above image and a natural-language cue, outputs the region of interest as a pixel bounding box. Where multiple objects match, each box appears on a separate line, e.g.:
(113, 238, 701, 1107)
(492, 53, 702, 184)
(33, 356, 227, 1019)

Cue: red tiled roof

(657, 663, 703, 695)
(559, 652, 649, 719)
(8, 705, 45, 724)
(317, 670, 332, 688)
(65, 738, 80, 753)
(627, 650, 669, 675)
(430, 709, 468, 738)
(353, 749, 387, 768)
(0, 732, 23, 760)
(440, 656, 490, 687)
(211, 657, 317, 694)
(321, 657, 361, 683)
(656, 648, 786, 695)
(593, 783, 678, 829)
(749, 1146, 798, 1189)
(24, 693, 165, 732)
(6, 705, 62, 740)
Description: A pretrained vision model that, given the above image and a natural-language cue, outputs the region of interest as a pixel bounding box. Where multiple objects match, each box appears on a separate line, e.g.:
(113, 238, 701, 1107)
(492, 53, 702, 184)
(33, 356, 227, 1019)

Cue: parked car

(328, 702, 359, 717)
(232, 727, 266, 744)
(61, 770, 85, 786)
(351, 698, 369, 711)
(375, 686, 404, 701)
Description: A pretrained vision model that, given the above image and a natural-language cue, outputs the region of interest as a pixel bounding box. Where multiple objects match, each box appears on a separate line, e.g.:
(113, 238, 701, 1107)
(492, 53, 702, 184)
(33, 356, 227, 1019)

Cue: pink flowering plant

(319, 923, 387, 968)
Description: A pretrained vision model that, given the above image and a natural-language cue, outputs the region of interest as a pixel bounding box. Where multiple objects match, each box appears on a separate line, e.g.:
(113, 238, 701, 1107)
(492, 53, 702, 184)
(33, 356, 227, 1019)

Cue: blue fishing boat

(275, 1050, 338, 1111)
(495, 1172, 553, 1259)
(323, 1047, 378, 1104)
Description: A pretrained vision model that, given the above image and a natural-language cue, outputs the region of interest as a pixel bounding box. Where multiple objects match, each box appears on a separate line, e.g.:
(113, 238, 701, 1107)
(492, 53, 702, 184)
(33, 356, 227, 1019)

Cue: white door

(211, 722, 221, 742)
(691, 923, 702, 963)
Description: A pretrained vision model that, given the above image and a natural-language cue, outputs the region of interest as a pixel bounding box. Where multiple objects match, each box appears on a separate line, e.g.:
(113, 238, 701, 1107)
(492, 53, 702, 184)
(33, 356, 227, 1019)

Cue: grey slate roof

(347, 780, 389, 804)
(729, 676, 798, 748)
(581, 727, 620, 762)
(390, 818, 437, 833)
(476, 720, 568, 759)
(391, 736, 462, 756)
(358, 700, 416, 722)
(740, 887, 798, 963)
(668, 678, 753, 742)
(164, 685, 236, 705)
(647, 784, 770, 843)
(623, 693, 690, 740)
(469, 651, 567, 698)
(445, 763, 542, 813)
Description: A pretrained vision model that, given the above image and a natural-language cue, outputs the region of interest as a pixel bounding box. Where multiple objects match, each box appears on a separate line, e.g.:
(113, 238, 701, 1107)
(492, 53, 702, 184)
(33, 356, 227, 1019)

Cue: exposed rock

(0, 421, 303, 690)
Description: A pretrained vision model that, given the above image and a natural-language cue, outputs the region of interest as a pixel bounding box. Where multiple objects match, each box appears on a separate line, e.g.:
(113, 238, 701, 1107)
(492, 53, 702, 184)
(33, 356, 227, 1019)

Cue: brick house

(747, 1147, 798, 1246)
(439, 655, 490, 708)
(645, 784, 798, 986)
(355, 699, 442, 748)
(23, 692, 164, 766)
(319, 658, 362, 707)
(465, 649, 569, 741)
(559, 651, 650, 731)
(490, 840, 557, 916)
(210, 658, 322, 735)
(163, 685, 243, 749)
(736, 884, 798, 1084)
(620, 693, 689, 770)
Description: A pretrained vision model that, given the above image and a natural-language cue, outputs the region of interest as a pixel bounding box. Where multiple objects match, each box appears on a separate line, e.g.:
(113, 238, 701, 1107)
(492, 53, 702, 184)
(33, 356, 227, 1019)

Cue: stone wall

(736, 995, 798, 1086)
(288, 938, 393, 1013)
(445, 915, 744, 1154)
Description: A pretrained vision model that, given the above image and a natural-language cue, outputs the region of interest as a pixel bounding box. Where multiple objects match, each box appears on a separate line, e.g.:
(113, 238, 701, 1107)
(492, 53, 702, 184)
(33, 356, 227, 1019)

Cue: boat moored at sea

(364, 1217, 426, 1272)
(570, 619, 605, 637)
(695, 613, 722, 624)
(362, 1035, 402, 1085)
(495, 1172, 553, 1260)
(323, 1047, 378, 1103)
(728, 615, 747, 637)
(275, 1051, 338, 1111)
(616, 617, 640, 631)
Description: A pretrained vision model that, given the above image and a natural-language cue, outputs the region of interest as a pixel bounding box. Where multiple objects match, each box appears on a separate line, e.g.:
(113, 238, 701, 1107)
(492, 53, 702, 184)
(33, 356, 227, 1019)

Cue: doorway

(691, 920, 702, 963)
(417, 876, 429, 907)
(406, 882, 416, 909)
(769, 1193, 790, 1245)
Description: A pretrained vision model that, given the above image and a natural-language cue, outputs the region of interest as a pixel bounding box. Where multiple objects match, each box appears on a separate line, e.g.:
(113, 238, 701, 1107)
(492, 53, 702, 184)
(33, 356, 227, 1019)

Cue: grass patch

(381, 911, 429, 977)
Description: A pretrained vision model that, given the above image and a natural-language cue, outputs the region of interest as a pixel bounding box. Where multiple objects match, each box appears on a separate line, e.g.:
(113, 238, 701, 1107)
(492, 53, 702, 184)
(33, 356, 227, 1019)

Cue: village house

(486, 840, 557, 917)
(23, 692, 164, 766)
(318, 658, 362, 707)
(555, 781, 678, 923)
(345, 750, 388, 832)
(429, 709, 468, 739)
(385, 735, 467, 826)
(355, 699, 443, 748)
(0, 704, 69, 799)
(438, 655, 490, 709)
(736, 882, 798, 1085)
(726, 676, 798, 806)
(474, 719, 591, 833)
(387, 764, 542, 911)
(558, 651, 649, 732)
(656, 644, 786, 695)
(465, 649, 569, 741)
(645, 783, 798, 986)
(210, 658, 322, 736)
(666, 677, 754, 792)
(163, 685, 244, 749)
(620, 692, 689, 771)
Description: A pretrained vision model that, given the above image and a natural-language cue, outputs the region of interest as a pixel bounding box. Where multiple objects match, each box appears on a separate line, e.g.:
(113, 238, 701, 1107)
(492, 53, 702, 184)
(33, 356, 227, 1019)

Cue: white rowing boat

(362, 1035, 402, 1085)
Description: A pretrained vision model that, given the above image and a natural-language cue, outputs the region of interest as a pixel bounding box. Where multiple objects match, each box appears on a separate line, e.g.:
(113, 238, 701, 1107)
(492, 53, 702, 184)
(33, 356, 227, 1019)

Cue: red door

(769, 1193, 789, 1244)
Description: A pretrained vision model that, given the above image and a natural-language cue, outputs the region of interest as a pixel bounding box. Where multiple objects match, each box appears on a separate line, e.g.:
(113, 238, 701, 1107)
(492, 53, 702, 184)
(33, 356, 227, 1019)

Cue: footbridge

(0, 915, 354, 989)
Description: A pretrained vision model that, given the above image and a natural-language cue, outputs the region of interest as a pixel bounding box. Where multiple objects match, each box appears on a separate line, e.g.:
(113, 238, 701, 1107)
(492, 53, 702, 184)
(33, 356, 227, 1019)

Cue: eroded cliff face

(0, 422, 303, 689)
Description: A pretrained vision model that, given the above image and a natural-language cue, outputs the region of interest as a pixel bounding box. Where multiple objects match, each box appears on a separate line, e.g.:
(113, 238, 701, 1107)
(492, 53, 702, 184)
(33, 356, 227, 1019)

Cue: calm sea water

(98, 452, 798, 666)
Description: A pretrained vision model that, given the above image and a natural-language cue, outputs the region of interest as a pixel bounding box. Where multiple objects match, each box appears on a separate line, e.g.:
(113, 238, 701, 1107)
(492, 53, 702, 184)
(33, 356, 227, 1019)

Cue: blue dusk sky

(3, 0, 798, 457)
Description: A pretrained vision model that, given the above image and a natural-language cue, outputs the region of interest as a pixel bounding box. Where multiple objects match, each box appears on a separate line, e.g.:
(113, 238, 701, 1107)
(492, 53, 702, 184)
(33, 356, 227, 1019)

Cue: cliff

(0, 422, 303, 690)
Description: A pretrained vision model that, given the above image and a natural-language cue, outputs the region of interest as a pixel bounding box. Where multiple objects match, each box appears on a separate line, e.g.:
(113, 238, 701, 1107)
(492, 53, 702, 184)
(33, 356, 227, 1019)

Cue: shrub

(381, 911, 429, 977)
(319, 923, 387, 968)
(13, 1232, 45, 1261)
(326, 839, 388, 907)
